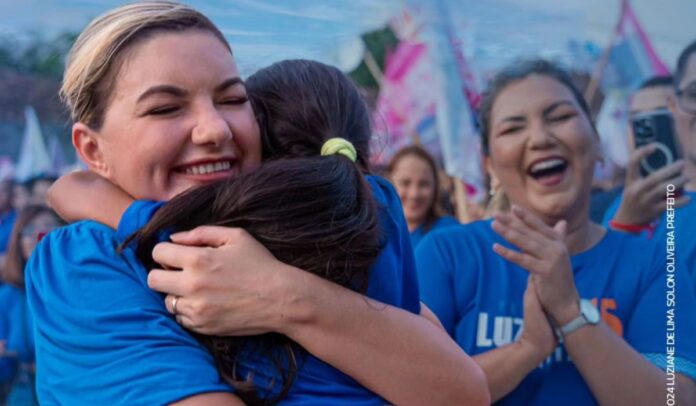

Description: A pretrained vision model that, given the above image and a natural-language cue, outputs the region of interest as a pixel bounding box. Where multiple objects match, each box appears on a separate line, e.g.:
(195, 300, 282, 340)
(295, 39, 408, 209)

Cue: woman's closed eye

(499, 124, 525, 136)
(146, 105, 181, 116)
(218, 96, 249, 106)
(548, 111, 576, 123)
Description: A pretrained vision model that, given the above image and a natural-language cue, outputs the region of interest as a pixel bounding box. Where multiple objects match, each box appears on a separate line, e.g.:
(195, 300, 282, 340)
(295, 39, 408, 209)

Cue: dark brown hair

(675, 40, 696, 87)
(129, 59, 380, 404)
(386, 145, 443, 231)
(2, 205, 63, 288)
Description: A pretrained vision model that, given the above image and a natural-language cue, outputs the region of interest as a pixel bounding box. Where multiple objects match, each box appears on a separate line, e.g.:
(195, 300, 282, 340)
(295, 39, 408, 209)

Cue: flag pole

(584, 0, 627, 106)
(453, 176, 470, 223)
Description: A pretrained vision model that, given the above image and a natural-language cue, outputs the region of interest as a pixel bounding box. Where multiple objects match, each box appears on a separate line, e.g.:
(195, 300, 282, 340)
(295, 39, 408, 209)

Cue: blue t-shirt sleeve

(365, 176, 421, 314)
(117, 200, 165, 242)
(415, 231, 463, 336)
(25, 223, 231, 405)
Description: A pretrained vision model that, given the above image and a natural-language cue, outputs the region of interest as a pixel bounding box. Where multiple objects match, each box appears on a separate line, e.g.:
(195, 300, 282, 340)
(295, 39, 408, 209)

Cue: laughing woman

(415, 59, 696, 405)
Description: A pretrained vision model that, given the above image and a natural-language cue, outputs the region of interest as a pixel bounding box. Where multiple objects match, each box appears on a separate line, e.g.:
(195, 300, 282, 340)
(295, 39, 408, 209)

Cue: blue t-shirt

(0, 285, 19, 386)
(416, 220, 696, 406)
(603, 191, 696, 286)
(0, 285, 36, 405)
(0, 210, 16, 253)
(410, 215, 459, 249)
(26, 175, 420, 405)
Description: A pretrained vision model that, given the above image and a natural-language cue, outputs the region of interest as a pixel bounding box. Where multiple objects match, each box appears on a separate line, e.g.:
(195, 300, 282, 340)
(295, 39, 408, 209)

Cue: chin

(528, 196, 576, 223)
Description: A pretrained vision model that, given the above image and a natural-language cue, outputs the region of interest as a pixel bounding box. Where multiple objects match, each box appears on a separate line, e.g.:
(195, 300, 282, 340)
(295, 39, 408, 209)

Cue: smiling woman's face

(80, 30, 262, 201)
(487, 74, 599, 222)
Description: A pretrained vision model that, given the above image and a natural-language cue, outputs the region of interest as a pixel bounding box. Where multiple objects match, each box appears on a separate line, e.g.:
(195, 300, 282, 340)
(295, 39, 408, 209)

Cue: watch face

(580, 299, 601, 324)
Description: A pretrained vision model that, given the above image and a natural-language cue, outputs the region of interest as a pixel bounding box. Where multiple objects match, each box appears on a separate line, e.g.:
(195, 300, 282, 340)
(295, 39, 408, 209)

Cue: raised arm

(493, 206, 696, 406)
(147, 226, 490, 406)
(47, 171, 133, 228)
(473, 277, 557, 402)
(609, 145, 690, 231)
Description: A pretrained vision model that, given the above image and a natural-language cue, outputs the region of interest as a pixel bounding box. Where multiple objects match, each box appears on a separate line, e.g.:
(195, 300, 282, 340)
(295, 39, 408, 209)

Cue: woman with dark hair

(387, 145, 458, 247)
(31, 3, 486, 403)
(0, 205, 62, 405)
(416, 59, 696, 405)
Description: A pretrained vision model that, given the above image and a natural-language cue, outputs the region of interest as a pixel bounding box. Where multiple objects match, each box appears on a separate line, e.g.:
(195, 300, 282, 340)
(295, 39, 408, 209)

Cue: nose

(527, 121, 557, 150)
(191, 102, 233, 147)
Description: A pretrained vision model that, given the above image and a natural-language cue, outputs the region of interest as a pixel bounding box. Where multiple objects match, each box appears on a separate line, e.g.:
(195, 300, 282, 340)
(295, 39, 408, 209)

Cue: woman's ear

(72, 123, 111, 178)
(484, 156, 501, 195)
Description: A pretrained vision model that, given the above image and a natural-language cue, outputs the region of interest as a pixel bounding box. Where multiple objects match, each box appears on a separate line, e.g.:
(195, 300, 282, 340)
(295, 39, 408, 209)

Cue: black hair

(247, 59, 372, 171)
(675, 40, 696, 87)
(130, 60, 380, 405)
(478, 59, 594, 156)
(638, 75, 673, 90)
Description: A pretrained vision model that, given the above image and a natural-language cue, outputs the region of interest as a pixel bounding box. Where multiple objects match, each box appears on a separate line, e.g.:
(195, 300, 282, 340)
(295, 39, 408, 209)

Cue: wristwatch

(555, 299, 600, 339)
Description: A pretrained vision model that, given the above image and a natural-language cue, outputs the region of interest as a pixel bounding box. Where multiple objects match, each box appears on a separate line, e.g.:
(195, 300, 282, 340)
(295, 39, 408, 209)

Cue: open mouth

(527, 157, 568, 185)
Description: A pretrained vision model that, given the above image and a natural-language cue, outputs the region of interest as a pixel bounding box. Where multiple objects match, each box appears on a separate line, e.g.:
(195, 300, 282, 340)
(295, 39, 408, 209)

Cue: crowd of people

(0, 1, 695, 405)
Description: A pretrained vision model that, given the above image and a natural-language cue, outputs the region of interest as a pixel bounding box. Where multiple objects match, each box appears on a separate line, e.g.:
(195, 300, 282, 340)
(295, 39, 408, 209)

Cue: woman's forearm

(564, 323, 680, 406)
(276, 268, 490, 406)
(473, 341, 543, 402)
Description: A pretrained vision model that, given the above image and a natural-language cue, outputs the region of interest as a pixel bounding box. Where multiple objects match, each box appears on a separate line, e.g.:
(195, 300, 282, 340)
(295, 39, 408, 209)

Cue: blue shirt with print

(416, 220, 696, 405)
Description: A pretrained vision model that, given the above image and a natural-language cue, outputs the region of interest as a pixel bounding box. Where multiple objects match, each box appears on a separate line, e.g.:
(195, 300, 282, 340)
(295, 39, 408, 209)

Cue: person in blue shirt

(0, 204, 63, 405)
(26, 3, 486, 405)
(603, 42, 696, 287)
(387, 145, 459, 248)
(0, 179, 16, 254)
(416, 59, 696, 405)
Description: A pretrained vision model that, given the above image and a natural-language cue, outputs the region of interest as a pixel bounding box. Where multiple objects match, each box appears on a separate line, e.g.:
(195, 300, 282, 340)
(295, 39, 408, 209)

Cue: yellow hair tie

(320, 138, 357, 162)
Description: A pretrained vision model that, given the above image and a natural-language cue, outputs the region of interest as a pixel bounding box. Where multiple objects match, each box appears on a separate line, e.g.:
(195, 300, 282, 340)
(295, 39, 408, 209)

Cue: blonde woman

(25, 2, 487, 405)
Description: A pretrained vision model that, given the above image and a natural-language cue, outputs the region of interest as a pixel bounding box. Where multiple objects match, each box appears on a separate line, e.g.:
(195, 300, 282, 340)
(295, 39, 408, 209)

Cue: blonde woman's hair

(61, 1, 230, 128)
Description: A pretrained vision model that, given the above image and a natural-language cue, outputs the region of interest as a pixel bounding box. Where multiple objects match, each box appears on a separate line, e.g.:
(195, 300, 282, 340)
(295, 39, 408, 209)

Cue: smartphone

(631, 108, 682, 177)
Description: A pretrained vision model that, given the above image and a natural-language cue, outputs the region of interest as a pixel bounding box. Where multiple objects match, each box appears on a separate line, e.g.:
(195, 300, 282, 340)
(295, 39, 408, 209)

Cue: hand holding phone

(631, 108, 682, 177)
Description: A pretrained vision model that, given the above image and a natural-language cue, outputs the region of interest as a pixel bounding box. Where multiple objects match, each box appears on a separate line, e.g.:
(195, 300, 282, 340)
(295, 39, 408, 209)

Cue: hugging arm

(148, 226, 490, 406)
(48, 171, 133, 228)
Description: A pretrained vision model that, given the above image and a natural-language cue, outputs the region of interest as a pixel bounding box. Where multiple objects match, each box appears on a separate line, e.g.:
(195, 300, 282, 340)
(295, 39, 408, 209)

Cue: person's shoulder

(419, 219, 495, 253)
(434, 215, 460, 228)
(47, 219, 117, 239)
(26, 220, 132, 291)
(593, 228, 664, 276)
(365, 175, 397, 205)
(430, 218, 493, 238)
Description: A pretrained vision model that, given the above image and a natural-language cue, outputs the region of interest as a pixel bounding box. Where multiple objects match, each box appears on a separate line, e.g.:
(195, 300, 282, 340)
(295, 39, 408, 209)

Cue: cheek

(490, 148, 523, 185)
(230, 109, 262, 166)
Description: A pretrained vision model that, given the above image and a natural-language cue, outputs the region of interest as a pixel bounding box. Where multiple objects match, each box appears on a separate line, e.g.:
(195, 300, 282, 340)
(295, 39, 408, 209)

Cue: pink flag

(604, 0, 670, 90)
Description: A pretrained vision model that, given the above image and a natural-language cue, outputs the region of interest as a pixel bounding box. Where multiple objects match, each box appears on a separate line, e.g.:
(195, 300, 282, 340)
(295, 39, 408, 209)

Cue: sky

(0, 0, 694, 75)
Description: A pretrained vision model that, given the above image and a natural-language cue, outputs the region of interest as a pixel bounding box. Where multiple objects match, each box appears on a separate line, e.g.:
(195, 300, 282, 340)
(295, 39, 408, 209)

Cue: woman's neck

(557, 214, 605, 255)
(407, 219, 423, 233)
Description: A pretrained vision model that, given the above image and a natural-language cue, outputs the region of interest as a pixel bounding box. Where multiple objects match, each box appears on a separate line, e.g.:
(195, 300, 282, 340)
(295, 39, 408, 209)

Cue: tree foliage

(0, 31, 77, 78)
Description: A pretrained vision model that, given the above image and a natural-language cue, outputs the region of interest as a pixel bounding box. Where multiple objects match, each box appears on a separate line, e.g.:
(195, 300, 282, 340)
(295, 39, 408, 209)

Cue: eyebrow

(136, 85, 187, 103)
(136, 77, 244, 103)
(215, 77, 244, 93)
(495, 100, 576, 129)
(542, 100, 575, 116)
